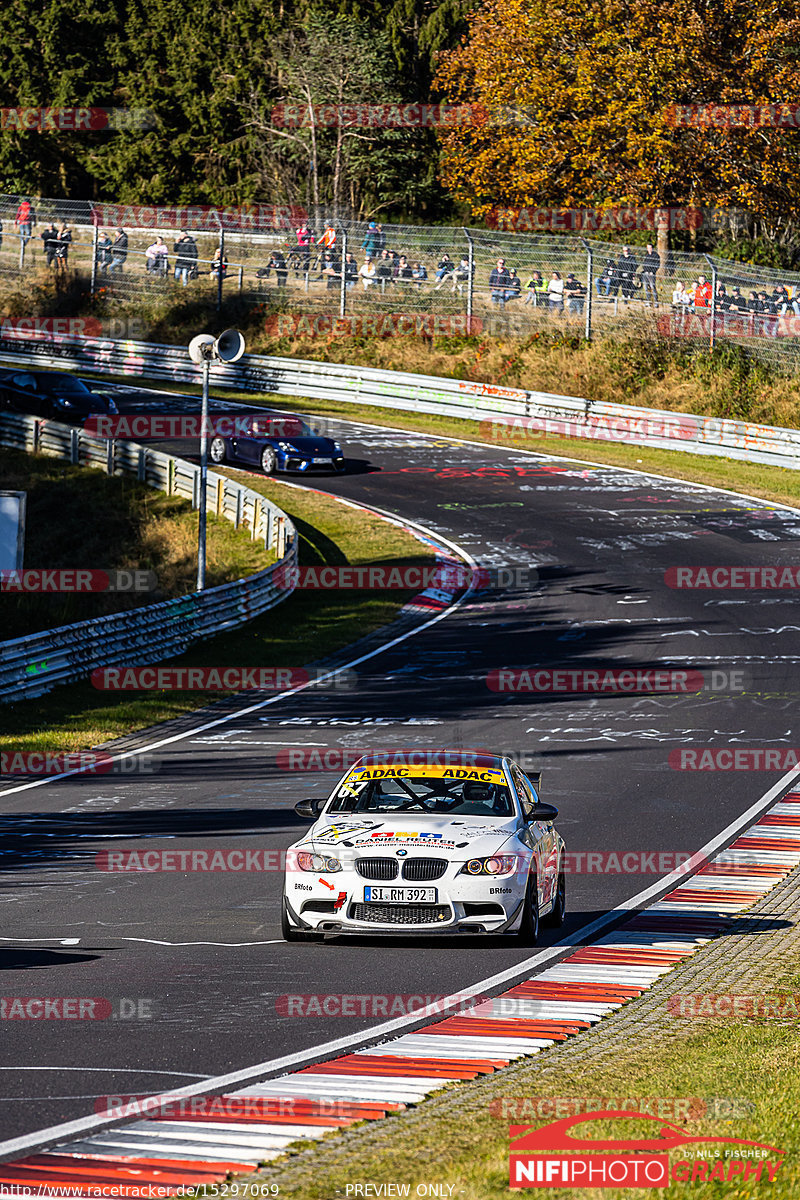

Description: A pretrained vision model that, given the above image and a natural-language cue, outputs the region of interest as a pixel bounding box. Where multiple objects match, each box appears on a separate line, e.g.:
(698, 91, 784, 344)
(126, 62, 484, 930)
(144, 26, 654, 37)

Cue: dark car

(208, 413, 345, 475)
(0, 369, 118, 424)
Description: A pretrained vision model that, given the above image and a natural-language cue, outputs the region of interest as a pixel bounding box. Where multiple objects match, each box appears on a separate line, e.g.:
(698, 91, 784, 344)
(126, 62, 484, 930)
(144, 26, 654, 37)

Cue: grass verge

(0, 446, 272, 639)
(1, 470, 434, 756)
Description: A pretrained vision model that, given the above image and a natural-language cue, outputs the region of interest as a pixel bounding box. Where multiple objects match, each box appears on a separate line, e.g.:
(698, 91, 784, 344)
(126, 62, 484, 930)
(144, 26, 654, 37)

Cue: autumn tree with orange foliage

(434, 0, 800, 231)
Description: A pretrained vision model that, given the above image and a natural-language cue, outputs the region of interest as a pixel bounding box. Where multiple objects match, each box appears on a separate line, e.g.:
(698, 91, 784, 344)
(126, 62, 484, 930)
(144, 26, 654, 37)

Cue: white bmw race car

(281, 751, 565, 942)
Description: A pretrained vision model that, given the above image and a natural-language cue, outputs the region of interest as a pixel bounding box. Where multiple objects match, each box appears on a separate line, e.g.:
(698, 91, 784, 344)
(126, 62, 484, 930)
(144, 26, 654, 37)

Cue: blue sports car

(208, 414, 345, 475)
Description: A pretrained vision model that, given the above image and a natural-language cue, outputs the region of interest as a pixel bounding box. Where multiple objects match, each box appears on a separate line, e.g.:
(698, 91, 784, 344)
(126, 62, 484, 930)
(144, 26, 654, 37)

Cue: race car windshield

(328, 770, 514, 817)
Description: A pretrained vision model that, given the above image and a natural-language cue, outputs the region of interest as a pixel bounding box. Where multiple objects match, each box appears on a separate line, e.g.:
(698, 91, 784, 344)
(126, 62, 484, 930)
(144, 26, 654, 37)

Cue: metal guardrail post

(70, 428, 79, 464)
(137, 447, 146, 481)
(340, 229, 347, 319)
(90, 223, 99, 299)
(703, 253, 717, 351)
(463, 228, 474, 330)
(580, 238, 593, 341)
(216, 217, 224, 314)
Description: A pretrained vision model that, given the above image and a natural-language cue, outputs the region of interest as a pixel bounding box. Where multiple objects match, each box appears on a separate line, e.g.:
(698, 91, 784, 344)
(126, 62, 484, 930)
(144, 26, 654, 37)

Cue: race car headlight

(277, 441, 296, 452)
(55, 397, 74, 408)
(296, 852, 342, 873)
(459, 855, 519, 877)
(333, 443, 342, 454)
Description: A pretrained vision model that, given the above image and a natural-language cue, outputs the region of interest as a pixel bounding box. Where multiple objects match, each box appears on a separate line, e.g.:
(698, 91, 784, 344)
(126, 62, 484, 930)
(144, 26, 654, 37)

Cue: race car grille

(401, 858, 448, 881)
(355, 857, 399, 881)
(350, 902, 451, 925)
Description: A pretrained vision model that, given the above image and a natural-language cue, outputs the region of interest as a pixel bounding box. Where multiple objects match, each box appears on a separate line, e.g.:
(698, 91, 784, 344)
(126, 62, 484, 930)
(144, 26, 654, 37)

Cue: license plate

(312, 456, 332, 464)
(364, 886, 437, 903)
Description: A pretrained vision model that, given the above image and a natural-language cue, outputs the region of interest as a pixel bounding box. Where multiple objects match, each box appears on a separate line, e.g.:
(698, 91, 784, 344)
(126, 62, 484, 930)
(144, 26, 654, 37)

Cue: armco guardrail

(2, 331, 800, 469)
(0, 411, 297, 702)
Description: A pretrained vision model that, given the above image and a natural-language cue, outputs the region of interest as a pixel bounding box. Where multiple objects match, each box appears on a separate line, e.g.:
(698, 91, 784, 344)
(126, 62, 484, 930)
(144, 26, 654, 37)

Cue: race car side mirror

(529, 802, 558, 822)
(295, 798, 326, 819)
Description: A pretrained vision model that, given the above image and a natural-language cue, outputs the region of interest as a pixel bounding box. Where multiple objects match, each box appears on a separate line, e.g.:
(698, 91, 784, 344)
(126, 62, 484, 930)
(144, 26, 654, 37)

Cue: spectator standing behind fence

(40, 223, 59, 268)
(15, 198, 35, 245)
(617, 246, 637, 303)
(344, 252, 358, 289)
(265, 247, 288, 287)
(505, 268, 522, 302)
(671, 281, 690, 310)
(640, 242, 660, 306)
(596, 257, 617, 298)
(318, 222, 336, 251)
(359, 255, 377, 289)
(547, 270, 565, 312)
(321, 249, 340, 289)
(489, 258, 511, 305)
(524, 270, 545, 305)
(173, 230, 197, 286)
(108, 228, 128, 273)
(96, 229, 113, 273)
(729, 286, 747, 312)
(210, 247, 228, 281)
(435, 253, 453, 282)
(295, 221, 313, 270)
(376, 249, 394, 289)
(361, 222, 381, 258)
(694, 274, 712, 312)
(412, 261, 428, 287)
(145, 236, 169, 276)
(451, 257, 471, 295)
(395, 254, 413, 283)
(564, 273, 586, 314)
(54, 223, 72, 273)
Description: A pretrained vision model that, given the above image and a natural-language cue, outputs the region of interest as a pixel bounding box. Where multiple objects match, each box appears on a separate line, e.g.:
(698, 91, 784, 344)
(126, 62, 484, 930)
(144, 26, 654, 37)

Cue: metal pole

(462, 228, 474, 331)
(196, 358, 210, 590)
(90, 223, 99, 298)
(580, 238, 593, 341)
(703, 253, 717, 351)
(339, 229, 347, 318)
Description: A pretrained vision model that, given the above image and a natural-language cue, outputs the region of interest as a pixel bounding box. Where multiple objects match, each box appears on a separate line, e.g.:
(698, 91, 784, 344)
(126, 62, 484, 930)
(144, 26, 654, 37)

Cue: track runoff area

(1, 389, 799, 1192)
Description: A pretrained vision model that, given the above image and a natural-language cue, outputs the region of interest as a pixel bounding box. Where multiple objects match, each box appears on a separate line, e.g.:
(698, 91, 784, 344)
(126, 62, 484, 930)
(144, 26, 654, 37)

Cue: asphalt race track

(2, 395, 799, 1145)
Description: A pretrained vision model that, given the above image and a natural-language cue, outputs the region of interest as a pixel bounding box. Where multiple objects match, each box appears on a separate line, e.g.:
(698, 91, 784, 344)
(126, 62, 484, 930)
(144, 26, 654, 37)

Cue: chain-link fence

(2, 193, 800, 371)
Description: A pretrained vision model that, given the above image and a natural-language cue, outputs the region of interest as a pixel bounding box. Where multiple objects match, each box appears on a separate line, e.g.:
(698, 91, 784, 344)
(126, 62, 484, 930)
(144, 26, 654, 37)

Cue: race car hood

(268, 435, 338, 455)
(300, 814, 521, 857)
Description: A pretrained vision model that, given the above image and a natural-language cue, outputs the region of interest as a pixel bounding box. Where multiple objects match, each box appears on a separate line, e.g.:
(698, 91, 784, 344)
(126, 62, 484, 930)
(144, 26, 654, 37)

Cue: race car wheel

(261, 445, 277, 474)
(518, 872, 539, 945)
(543, 870, 566, 927)
(209, 436, 227, 464)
